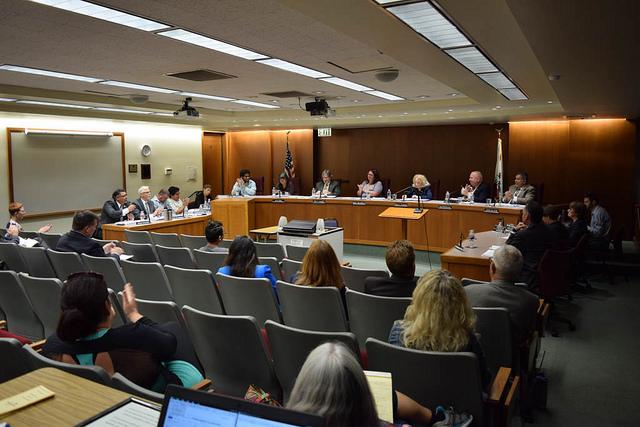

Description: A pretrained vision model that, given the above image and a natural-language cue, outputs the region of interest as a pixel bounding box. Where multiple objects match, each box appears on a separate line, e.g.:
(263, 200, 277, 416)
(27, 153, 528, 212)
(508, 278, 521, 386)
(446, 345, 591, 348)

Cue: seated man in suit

(57, 210, 123, 258)
(314, 169, 341, 196)
(98, 189, 139, 239)
(464, 245, 539, 346)
(543, 204, 568, 249)
(584, 192, 612, 250)
(364, 240, 417, 297)
(461, 170, 491, 203)
(133, 186, 163, 219)
(506, 201, 553, 287)
(502, 172, 536, 205)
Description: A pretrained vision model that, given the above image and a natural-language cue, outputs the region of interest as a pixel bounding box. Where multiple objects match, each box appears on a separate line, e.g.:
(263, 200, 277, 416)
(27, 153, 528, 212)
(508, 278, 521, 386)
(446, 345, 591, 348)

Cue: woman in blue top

(218, 236, 277, 290)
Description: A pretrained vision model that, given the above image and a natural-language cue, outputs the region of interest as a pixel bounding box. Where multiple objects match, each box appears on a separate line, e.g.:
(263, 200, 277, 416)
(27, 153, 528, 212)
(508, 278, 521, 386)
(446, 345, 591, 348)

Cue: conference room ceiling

(0, 0, 637, 130)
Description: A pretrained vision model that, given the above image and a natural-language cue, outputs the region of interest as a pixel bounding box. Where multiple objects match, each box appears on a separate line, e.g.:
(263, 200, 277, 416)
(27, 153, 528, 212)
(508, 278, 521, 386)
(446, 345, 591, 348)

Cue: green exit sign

(317, 127, 332, 137)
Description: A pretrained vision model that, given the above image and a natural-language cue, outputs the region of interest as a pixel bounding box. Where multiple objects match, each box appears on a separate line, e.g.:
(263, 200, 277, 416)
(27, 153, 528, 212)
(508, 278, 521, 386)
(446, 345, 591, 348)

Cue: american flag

(284, 133, 295, 178)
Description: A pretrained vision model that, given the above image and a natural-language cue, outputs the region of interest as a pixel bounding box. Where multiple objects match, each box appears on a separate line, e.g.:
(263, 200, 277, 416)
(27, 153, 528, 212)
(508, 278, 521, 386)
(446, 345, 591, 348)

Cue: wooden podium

(378, 207, 428, 240)
(212, 197, 256, 238)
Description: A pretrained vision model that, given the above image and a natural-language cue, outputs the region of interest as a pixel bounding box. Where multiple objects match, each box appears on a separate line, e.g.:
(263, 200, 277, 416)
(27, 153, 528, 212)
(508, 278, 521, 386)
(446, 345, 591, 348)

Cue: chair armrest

(0, 320, 6, 329)
(488, 366, 512, 404)
(501, 375, 521, 427)
(29, 339, 46, 351)
(538, 303, 551, 336)
(191, 378, 212, 391)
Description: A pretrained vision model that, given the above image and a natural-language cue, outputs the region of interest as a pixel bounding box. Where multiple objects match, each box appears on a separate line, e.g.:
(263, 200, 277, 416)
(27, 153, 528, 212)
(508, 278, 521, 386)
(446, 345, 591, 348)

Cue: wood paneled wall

(223, 129, 313, 194)
(509, 119, 637, 236)
(315, 124, 508, 198)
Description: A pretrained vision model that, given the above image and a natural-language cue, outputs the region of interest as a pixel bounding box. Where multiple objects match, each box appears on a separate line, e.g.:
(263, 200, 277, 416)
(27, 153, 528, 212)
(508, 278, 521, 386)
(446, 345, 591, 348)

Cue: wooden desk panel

(440, 231, 509, 280)
(102, 215, 211, 241)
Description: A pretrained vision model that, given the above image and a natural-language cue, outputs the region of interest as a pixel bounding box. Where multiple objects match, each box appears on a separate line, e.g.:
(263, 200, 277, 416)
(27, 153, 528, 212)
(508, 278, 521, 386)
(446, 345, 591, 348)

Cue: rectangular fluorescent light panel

(319, 77, 373, 92)
(95, 107, 152, 114)
(17, 100, 92, 109)
(445, 47, 498, 73)
(179, 92, 235, 102)
(365, 90, 405, 101)
(29, 0, 170, 31)
(25, 129, 113, 136)
(499, 88, 528, 101)
(232, 100, 279, 109)
(477, 72, 515, 89)
(255, 59, 330, 79)
(375, 0, 404, 4)
(100, 80, 176, 94)
(0, 98, 17, 102)
(0, 64, 102, 83)
(387, 2, 471, 49)
(150, 112, 175, 117)
(158, 29, 268, 60)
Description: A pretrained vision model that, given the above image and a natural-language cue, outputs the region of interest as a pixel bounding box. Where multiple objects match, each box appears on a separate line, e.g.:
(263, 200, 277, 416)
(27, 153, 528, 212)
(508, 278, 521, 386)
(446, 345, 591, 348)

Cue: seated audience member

(294, 240, 345, 291)
(166, 186, 189, 214)
(357, 169, 383, 198)
(464, 245, 539, 346)
(314, 169, 341, 196)
(188, 184, 213, 209)
(133, 186, 163, 218)
(389, 269, 491, 390)
(460, 171, 491, 203)
(99, 189, 139, 239)
(406, 174, 433, 199)
(502, 172, 536, 205)
(567, 200, 589, 247)
(6, 201, 52, 233)
(543, 205, 569, 248)
(231, 169, 257, 196)
(287, 342, 471, 427)
(151, 189, 169, 210)
(43, 275, 204, 391)
(199, 221, 227, 253)
(364, 240, 418, 297)
(57, 210, 123, 258)
(584, 192, 612, 250)
(276, 173, 294, 195)
(218, 236, 276, 289)
(505, 201, 552, 287)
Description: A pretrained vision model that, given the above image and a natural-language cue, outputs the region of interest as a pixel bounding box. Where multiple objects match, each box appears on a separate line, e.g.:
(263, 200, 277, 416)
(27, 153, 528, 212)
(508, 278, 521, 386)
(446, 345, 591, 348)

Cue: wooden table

(0, 368, 133, 426)
(102, 214, 211, 241)
(379, 207, 428, 240)
(249, 225, 280, 242)
(440, 230, 510, 281)
(214, 196, 521, 253)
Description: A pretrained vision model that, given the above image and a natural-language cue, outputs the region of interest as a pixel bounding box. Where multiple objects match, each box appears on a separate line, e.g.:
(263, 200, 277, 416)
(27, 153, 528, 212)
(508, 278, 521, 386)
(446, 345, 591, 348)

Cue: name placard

(312, 200, 326, 205)
(438, 205, 453, 210)
(352, 201, 367, 206)
(483, 208, 499, 214)
(271, 199, 286, 204)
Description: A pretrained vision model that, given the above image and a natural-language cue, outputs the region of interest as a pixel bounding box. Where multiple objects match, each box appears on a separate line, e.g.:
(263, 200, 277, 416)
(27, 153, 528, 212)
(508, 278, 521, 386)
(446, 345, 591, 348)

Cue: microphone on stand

(414, 187, 423, 214)
(394, 185, 412, 196)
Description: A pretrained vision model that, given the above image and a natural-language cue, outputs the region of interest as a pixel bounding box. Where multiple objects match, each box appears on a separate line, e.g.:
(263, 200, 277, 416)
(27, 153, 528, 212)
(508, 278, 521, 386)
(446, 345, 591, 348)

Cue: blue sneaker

(432, 406, 473, 427)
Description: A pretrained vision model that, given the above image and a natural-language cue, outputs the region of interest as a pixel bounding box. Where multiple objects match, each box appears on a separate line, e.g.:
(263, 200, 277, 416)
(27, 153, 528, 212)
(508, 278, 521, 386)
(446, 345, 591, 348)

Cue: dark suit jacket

(568, 219, 588, 247)
(314, 180, 341, 196)
(134, 198, 157, 216)
(546, 221, 569, 249)
(472, 182, 492, 203)
(187, 192, 213, 209)
(506, 222, 553, 286)
(100, 199, 139, 225)
(364, 275, 417, 297)
(57, 230, 112, 258)
(406, 186, 433, 199)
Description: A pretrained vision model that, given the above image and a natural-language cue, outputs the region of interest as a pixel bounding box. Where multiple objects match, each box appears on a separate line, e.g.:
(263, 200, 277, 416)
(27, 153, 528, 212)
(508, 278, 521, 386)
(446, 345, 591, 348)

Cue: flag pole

(495, 128, 504, 203)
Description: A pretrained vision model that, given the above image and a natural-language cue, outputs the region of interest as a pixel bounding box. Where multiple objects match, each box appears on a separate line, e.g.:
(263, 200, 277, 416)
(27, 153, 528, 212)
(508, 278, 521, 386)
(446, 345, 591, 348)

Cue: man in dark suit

(543, 204, 569, 249)
(97, 188, 139, 238)
(57, 210, 123, 259)
(465, 244, 539, 346)
(133, 185, 162, 218)
(364, 240, 417, 297)
(314, 169, 341, 196)
(461, 170, 491, 203)
(506, 200, 553, 287)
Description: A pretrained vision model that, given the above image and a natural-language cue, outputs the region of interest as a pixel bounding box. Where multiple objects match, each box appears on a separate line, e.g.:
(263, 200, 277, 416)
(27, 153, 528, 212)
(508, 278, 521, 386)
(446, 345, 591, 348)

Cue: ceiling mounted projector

(174, 97, 200, 118)
(305, 97, 334, 117)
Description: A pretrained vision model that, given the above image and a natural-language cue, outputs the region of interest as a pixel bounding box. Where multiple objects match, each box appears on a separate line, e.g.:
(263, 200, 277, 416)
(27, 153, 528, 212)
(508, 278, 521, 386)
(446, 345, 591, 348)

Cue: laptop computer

(157, 385, 325, 427)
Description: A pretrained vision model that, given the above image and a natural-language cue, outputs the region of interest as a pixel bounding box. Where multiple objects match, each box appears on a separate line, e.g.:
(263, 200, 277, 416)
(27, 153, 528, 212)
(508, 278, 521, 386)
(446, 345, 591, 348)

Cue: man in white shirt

(231, 169, 257, 196)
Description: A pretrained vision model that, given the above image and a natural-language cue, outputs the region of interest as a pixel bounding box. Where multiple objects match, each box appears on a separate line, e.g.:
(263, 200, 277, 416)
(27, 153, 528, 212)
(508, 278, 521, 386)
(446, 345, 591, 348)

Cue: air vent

(167, 69, 236, 81)
(262, 91, 314, 98)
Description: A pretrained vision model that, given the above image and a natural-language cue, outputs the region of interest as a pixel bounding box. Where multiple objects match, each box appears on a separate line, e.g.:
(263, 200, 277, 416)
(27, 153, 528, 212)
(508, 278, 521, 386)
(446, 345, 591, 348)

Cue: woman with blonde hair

(294, 240, 344, 289)
(406, 174, 433, 199)
(389, 269, 491, 389)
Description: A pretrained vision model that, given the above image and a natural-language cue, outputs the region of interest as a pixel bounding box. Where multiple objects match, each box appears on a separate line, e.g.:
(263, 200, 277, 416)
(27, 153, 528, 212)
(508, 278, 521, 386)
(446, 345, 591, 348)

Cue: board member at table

(502, 172, 535, 205)
(356, 169, 383, 198)
(231, 169, 257, 196)
(166, 186, 189, 214)
(187, 184, 213, 209)
(314, 169, 341, 196)
(461, 171, 491, 203)
(406, 174, 433, 199)
(151, 189, 169, 210)
(134, 186, 163, 218)
(98, 189, 139, 238)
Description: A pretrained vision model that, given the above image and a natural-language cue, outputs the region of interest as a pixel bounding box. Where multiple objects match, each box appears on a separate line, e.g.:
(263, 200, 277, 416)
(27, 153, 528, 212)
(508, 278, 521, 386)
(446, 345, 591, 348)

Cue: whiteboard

(9, 130, 124, 216)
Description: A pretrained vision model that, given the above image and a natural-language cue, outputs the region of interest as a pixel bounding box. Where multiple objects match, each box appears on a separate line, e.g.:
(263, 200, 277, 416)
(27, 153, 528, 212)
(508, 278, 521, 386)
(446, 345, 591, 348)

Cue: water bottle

(311, 188, 315, 197)
(139, 210, 146, 221)
(496, 218, 504, 233)
(387, 189, 392, 200)
(445, 191, 450, 203)
(183, 205, 189, 217)
(272, 187, 277, 196)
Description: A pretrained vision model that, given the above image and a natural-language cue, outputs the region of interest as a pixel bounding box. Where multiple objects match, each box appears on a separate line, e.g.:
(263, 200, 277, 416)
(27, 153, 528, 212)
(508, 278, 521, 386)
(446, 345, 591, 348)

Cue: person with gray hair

(133, 185, 162, 218)
(287, 342, 471, 426)
(314, 169, 341, 196)
(464, 245, 539, 346)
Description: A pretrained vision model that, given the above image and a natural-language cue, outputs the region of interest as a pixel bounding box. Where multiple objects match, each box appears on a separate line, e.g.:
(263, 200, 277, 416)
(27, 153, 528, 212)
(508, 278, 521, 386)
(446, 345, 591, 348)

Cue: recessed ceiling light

(157, 29, 269, 60)
(365, 90, 405, 101)
(255, 59, 330, 79)
(29, 0, 170, 31)
(179, 91, 234, 101)
(495, 105, 502, 109)
(0, 97, 17, 102)
(253, 124, 261, 127)
(100, 80, 176, 94)
(270, 100, 279, 103)
(416, 95, 430, 99)
(17, 100, 92, 109)
(319, 77, 373, 92)
(0, 64, 102, 83)
(547, 100, 553, 104)
(232, 100, 279, 109)
(378, 115, 383, 118)
(353, 99, 361, 103)
(95, 107, 152, 114)
(421, 112, 427, 115)
(449, 93, 458, 97)
(313, 91, 325, 95)
(447, 109, 454, 112)
(591, 114, 597, 118)
(402, 112, 409, 115)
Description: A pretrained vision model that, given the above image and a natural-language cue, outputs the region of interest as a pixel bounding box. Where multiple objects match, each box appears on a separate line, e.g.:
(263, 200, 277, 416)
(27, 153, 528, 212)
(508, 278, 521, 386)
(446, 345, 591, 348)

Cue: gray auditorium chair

(282, 259, 302, 283)
(132, 298, 186, 330)
(341, 266, 388, 293)
(93, 238, 121, 248)
(156, 245, 196, 269)
(121, 241, 159, 262)
(151, 232, 182, 248)
(182, 307, 281, 400)
(265, 320, 359, 400)
(164, 266, 225, 314)
(258, 256, 283, 281)
(18, 246, 57, 278)
(18, 231, 39, 240)
(111, 373, 164, 404)
(82, 254, 127, 293)
(193, 250, 227, 272)
(473, 307, 513, 375)
(22, 344, 111, 385)
(218, 239, 233, 249)
(345, 289, 411, 350)
(0, 271, 44, 340)
(215, 273, 281, 325)
(124, 229, 152, 244)
(284, 245, 308, 262)
(0, 242, 29, 273)
(0, 338, 33, 382)
(38, 232, 62, 249)
(255, 242, 286, 261)
(108, 288, 126, 327)
(180, 234, 207, 251)
(46, 249, 86, 281)
(18, 274, 63, 338)
(120, 260, 173, 301)
(277, 281, 348, 332)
